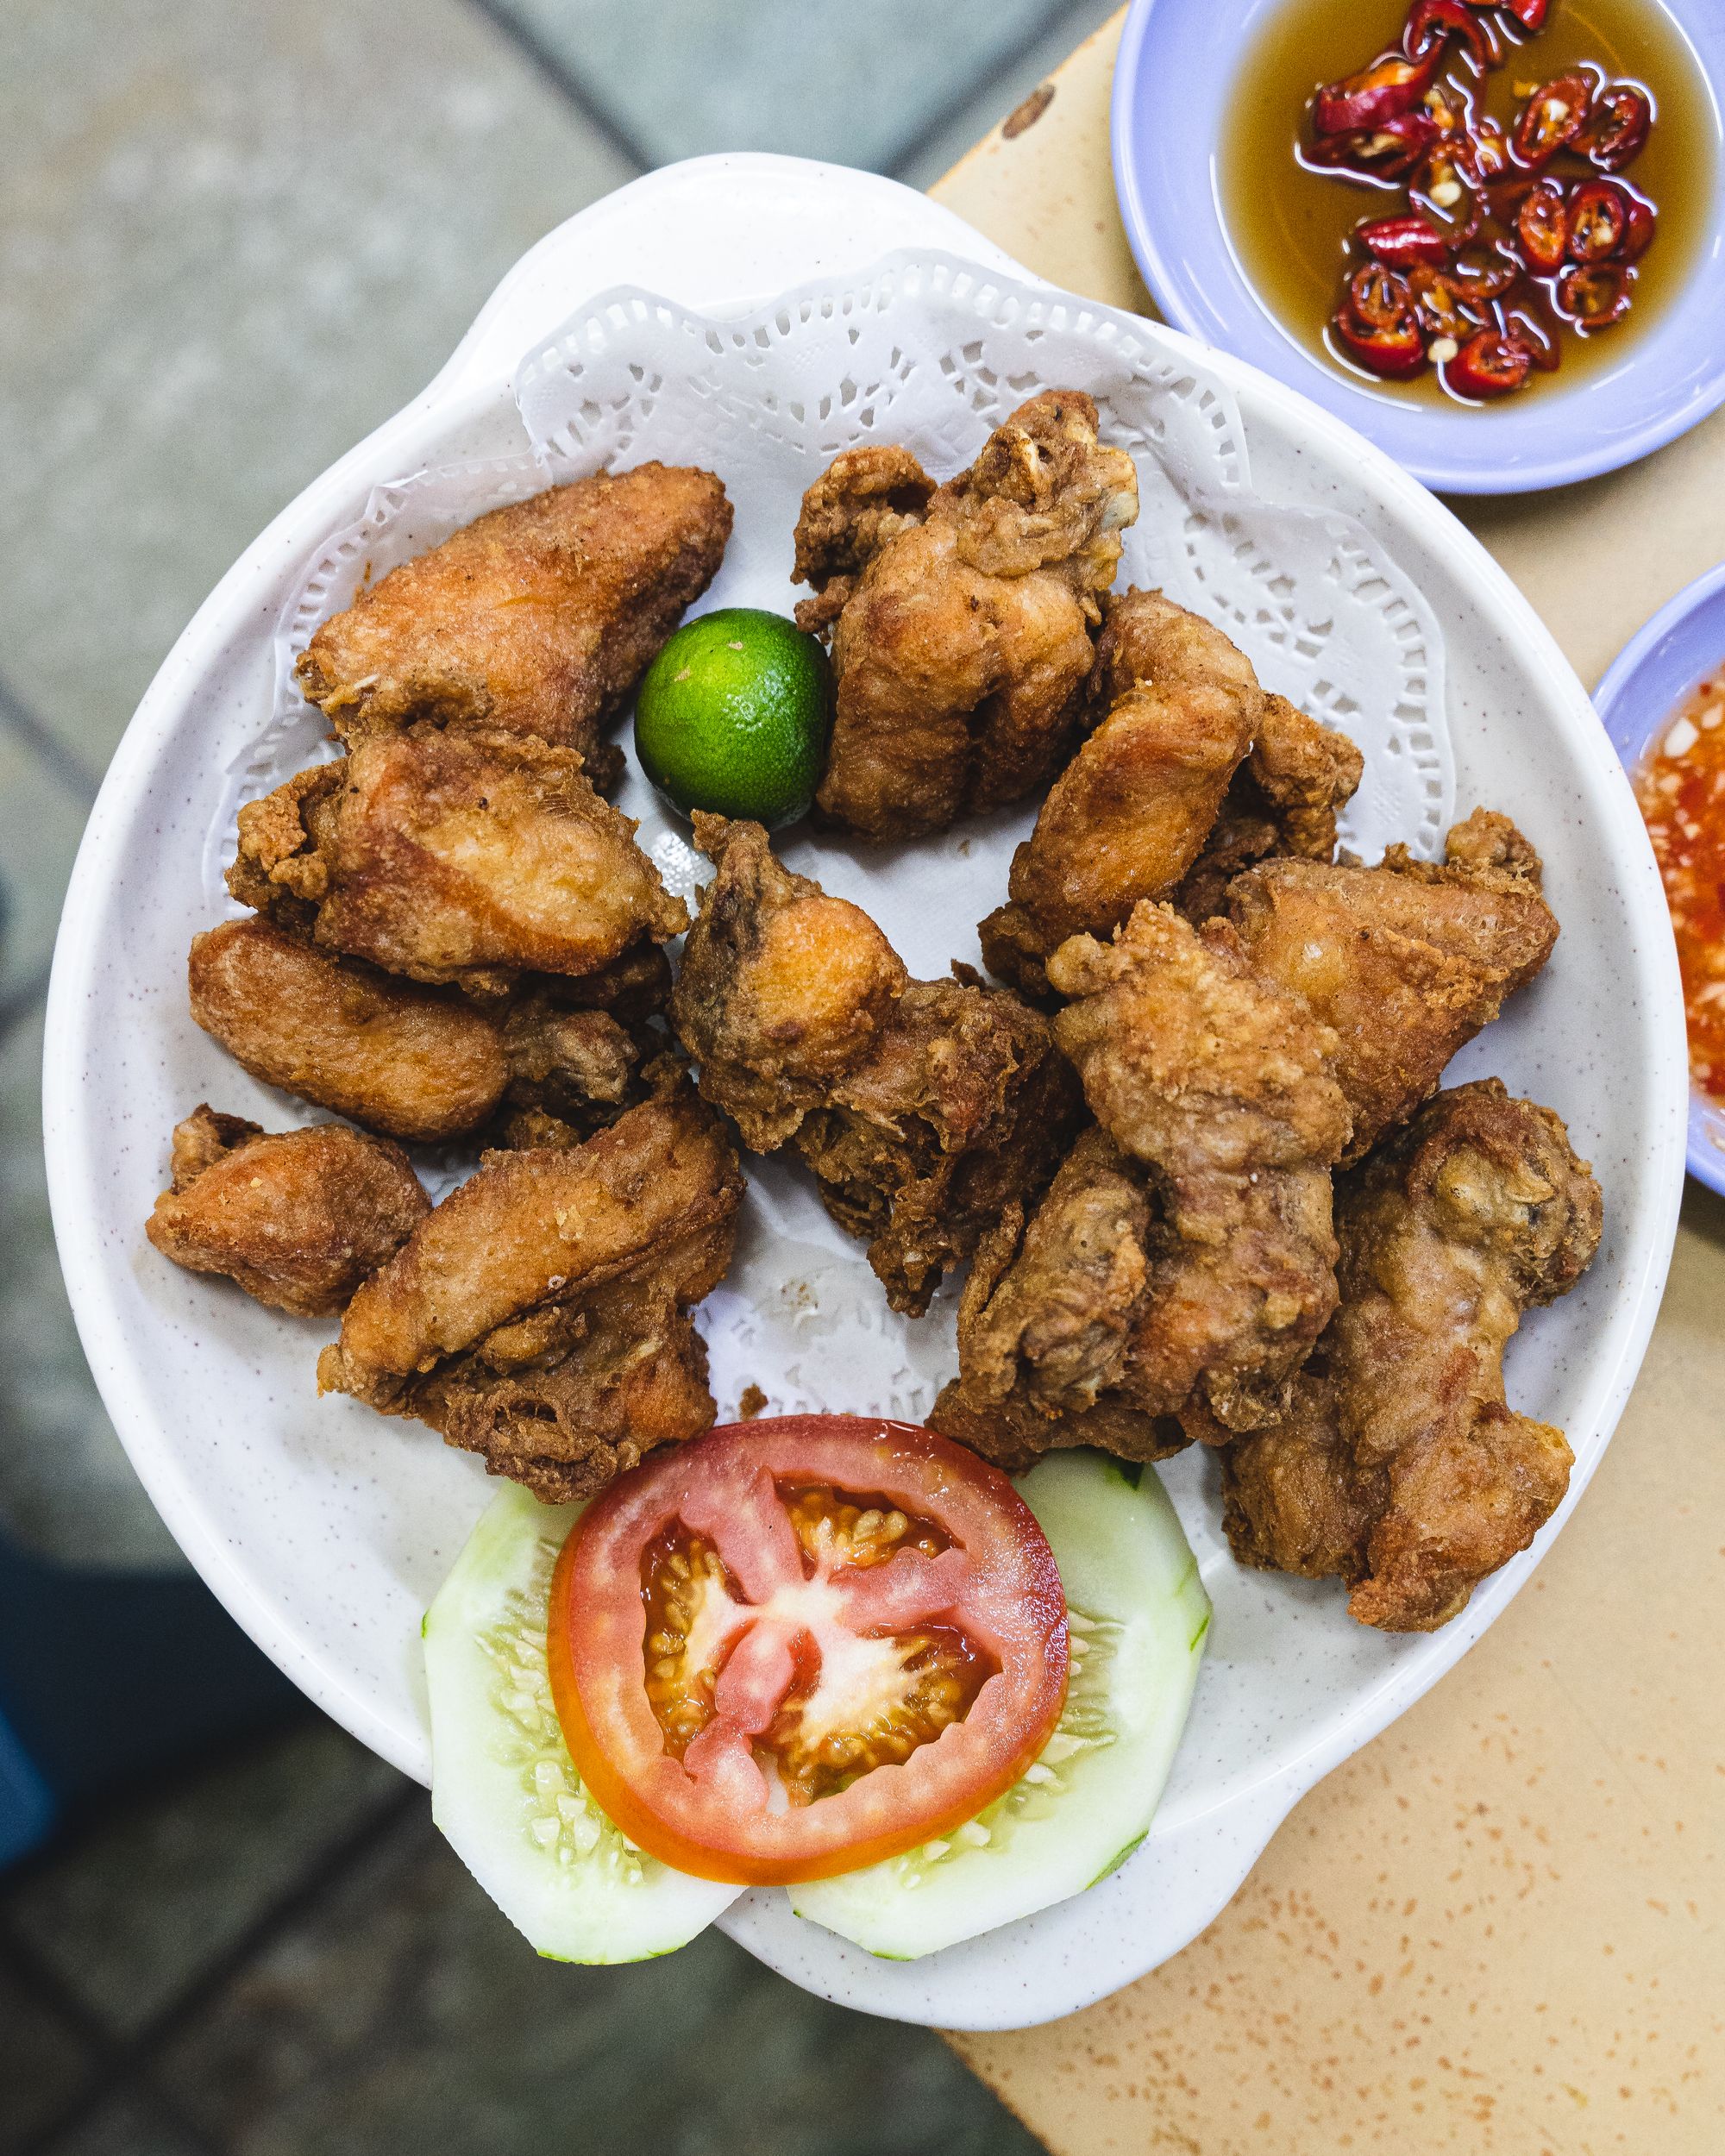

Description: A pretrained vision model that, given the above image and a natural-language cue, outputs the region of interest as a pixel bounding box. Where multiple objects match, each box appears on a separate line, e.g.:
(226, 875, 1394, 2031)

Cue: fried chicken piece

(1046, 900, 1352, 1434)
(670, 817, 1081, 1314)
(147, 1105, 428, 1316)
(928, 1129, 1188, 1471)
(790, 445, 937, 634)
(190, 918, 509, 1144)
(294, 465, 731, 789)
(536, 937, 672, 1026)
(1173, 694, 1364, 924)
(794, 392, 1139, 839)
(1226, 807, 1559, 1161)
(228, 724, 686, 996)
(979, 590, 1265, 995)
(794, 972, 1082, 1316)
(190, 916, 664, 1147)
(318, 1083, 743, 1501)
(1222, 1080, 1602, 1630)
(668, 813, 907, 1148)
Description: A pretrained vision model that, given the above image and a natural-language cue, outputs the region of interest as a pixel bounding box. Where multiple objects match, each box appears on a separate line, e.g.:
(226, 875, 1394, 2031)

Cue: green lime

(634, 608, 831, 829)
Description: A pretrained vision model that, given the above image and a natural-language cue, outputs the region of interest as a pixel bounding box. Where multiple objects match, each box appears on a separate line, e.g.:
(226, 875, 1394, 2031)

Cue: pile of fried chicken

(149, 391, 1601, 1634)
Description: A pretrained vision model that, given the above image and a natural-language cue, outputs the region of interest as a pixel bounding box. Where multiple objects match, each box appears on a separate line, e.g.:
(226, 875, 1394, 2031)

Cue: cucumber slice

(790, 1451, 1209, 1960)
(424, 1482, 741, 1963)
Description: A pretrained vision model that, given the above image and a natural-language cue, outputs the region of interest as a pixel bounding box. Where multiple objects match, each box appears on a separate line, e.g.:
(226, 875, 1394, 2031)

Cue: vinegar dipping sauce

(1220, 0, 1714, 404)
(1634, 667, 1725, 1102)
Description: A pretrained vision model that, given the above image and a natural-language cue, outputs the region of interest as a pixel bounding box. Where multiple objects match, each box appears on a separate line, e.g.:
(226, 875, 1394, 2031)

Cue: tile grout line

(459, 0, 656, 172)
(884, 0, 1096, 182)
(0, 674, 103, 807)
(5, 1778, 426, 2156)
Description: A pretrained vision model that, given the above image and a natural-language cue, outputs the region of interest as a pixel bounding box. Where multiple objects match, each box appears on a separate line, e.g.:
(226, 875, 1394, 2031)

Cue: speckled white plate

(44, 156, 1686, 2031)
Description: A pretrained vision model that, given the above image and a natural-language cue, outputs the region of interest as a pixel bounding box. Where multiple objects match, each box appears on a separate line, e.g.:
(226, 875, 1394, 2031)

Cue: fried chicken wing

(794, 392, 1138, 839)
(1226, 807, 1559, 1160)
(317, 1082, 743, 1501)
(1045, 900, 1352, 1434)
(228, 724, 686, 996)
(147, 1106, 428, 1316)
(979, 590, 1266, 995)
(669, 817, 1080, 1313)
(294, 465, 731, 788)
(190, 917, 664, 1149)
(190, 918, 509, 1144)
(1173, 693, 1364, 924)
(1222, 1079, 1602, 1630)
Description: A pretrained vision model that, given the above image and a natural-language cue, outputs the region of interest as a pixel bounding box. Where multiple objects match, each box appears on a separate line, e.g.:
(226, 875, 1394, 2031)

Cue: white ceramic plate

(44, 156, 1687, 2030)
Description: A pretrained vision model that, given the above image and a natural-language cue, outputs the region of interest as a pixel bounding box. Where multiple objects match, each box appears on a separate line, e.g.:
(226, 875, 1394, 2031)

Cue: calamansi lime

(634, 609, 831, 830)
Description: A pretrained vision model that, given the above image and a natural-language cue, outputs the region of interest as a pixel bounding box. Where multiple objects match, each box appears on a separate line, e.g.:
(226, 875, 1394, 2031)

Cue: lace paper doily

(209, 251, 1456, 1398)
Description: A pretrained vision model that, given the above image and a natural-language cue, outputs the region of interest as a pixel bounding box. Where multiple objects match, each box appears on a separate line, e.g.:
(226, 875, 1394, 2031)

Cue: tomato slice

(547, 1416, 1069, 1885)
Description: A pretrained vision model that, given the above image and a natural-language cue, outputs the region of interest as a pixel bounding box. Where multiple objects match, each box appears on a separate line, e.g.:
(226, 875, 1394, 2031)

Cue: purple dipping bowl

(1595, 561, 1725, 1193)
(1110, 0, 1725, 493)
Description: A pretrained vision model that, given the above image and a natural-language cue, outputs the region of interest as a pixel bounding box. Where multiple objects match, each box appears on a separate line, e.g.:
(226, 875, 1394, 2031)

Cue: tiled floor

(0, 0, 1117, 2145)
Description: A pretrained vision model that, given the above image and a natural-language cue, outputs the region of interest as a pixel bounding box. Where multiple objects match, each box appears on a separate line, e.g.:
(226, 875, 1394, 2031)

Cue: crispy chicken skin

(1226, 808, 1558, 1161)
(147, 1106, 429, 1317)
(227, 724, 686, 996)
(190, 918, 510, 1144)
(793, 392, 1139, 839)
(670, 817, 1081, 1314)
(668, 813, 908, 1149)
(317, 1081, 743, 1501)
(1046, 900, 1352, 1435)
(294, 465, 731, 790)
(979, 590, 1266, 995)
(794, 971, 1082, 1317)
(791, 445, 937, 629)
(1173, 694, 1364, 924)
(191, 918, 663, 1149)
(928, 1129, 1189, 1471)
(1222, 1080, 1602, 1631)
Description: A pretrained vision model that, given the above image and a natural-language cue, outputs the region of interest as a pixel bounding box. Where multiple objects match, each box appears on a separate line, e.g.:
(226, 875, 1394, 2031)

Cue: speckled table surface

(932, 16, 1725, 2153)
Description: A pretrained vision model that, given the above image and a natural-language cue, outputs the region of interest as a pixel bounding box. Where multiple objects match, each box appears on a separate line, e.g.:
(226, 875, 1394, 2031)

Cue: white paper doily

(204, 249, 1456, 1408)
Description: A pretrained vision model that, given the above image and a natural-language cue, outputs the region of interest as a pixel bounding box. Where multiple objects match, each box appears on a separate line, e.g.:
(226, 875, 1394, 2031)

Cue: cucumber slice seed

(424, 1482, 741, 1964)
(790, 1450, 1209, 1960)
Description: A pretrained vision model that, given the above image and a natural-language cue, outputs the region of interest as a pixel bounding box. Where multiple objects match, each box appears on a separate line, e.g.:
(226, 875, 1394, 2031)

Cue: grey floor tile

(0, 1954, 97, 2149)
(0, 730, 94, 1012)
(487, 0, 1078, 173)
(160, 1807, 1044, 2156)
(2, 1717, 405, 2036)
(33, 2091, 208, 2156)
(0, 1003, 181, 1572)
(895, 0, 1124, 190)
(0, 0, 637, 779)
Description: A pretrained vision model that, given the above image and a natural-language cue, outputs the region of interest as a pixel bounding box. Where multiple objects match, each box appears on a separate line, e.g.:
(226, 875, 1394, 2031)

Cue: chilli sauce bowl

(1595, 561, 1725, 1193)
(1111, 0, 1725, 493)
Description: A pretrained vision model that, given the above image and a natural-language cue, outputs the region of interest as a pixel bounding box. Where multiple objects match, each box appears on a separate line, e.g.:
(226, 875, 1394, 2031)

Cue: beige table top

(931, 16, 1725, 2152)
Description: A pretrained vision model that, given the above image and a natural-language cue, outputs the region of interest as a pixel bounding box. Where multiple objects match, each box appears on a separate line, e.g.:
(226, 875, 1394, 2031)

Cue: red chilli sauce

(1634, 671, 1725, 1101)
